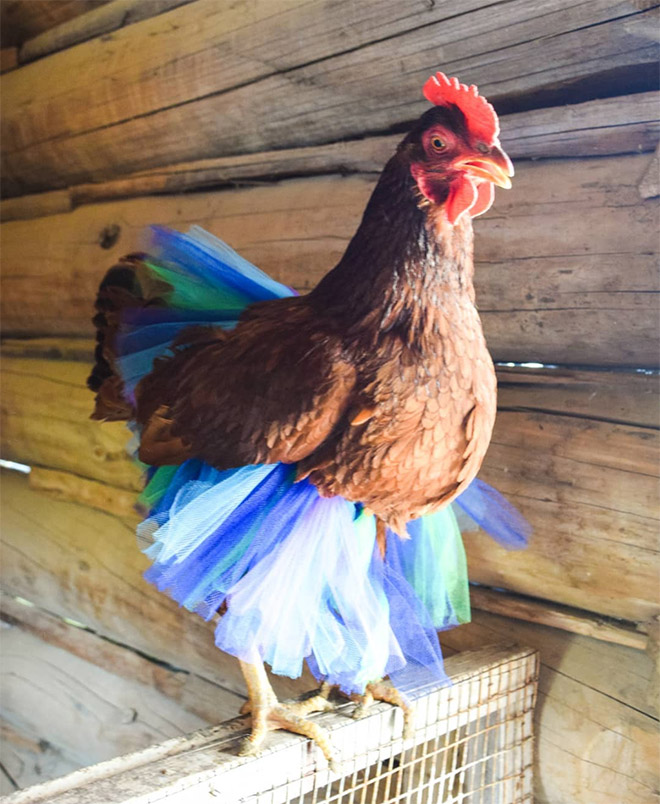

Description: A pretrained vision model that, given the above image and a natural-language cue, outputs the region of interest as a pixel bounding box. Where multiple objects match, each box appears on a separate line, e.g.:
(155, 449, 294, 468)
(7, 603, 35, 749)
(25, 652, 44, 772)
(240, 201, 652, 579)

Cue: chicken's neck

(310, 157, 475, 345)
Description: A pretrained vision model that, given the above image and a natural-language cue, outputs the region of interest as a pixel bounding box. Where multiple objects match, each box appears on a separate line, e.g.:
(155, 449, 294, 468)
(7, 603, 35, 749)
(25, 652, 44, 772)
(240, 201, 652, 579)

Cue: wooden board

(2, 153, 658, 366)
(3, 91, 657, 223)
(0, 470, 315, 703)
(0, 1, 110, 48)
(0, 593, 245, 788)
(1, 352, 658, 623)
(442, 610, 659, 804)
(2, 0, 657, 196)
(0, 627, 209, 789)
(18, 0, 197, 64)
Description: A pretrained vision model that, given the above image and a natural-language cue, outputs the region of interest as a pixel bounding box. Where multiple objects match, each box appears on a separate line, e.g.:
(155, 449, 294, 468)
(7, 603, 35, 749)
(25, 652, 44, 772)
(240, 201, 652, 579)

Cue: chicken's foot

(352, 680, 415, 739)
(238, 660, 338, 770)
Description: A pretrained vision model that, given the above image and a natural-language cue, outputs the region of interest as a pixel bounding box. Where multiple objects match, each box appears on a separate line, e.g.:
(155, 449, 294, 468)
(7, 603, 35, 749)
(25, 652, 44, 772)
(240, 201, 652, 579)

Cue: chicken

(88, 73, 525, 769)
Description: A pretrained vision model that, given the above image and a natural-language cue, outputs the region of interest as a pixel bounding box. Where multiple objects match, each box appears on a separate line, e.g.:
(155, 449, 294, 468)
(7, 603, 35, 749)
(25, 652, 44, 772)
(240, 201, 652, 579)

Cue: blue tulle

(115, 225, 529, 694)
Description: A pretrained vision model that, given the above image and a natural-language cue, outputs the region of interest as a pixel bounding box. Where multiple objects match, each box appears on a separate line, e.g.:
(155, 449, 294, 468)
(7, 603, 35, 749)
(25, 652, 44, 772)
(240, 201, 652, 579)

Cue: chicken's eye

(430, 136, 447, 152)
(476, 142, 489, 154)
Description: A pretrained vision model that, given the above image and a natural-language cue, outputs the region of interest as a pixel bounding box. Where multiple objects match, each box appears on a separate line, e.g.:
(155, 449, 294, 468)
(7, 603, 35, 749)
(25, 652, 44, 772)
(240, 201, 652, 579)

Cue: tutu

(115, 226, 529, 694)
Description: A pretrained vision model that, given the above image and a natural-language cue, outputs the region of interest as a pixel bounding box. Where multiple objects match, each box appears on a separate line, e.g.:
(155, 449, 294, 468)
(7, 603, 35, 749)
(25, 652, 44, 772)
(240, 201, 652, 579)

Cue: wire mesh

(232, 649, 538, 804)
(6, 646, 538, 804)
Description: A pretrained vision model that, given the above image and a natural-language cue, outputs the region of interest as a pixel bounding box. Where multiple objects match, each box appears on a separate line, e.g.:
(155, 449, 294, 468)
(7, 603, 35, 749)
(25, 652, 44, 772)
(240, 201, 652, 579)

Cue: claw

(352, 680, 415, 739)
(239, 662, 339, 771)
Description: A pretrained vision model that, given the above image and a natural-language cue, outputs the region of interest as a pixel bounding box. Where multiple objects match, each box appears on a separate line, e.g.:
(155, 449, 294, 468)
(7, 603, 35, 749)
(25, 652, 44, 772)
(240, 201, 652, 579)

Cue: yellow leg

(352, 680, 415, 739)
(238, 661, 338, 771)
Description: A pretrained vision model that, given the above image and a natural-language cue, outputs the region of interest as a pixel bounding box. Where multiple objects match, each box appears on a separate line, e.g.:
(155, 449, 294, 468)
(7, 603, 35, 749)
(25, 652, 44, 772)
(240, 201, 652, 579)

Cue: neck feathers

(311, 157, 475, 344)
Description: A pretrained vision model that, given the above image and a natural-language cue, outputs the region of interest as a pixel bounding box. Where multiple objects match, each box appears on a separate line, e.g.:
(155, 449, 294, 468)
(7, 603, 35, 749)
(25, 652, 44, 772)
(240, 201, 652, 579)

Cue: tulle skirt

(115, 226, 529, 694)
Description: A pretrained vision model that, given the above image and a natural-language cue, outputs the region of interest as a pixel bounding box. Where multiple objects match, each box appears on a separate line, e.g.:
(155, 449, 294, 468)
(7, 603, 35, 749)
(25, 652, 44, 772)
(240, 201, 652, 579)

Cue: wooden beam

(469, 586, 648, 651)
(0, 1, 110, 48)
(2, 92, 657, 223)
(0, 591, 243, 732)
(0, 470, 317, 702)
(18, 0, 196, 64)
(2, 0, 657, 196)
(2, 154, 657, 366)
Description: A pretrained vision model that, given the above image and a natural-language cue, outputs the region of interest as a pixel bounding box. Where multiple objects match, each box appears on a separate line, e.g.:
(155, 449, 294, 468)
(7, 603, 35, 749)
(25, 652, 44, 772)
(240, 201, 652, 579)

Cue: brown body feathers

(90, 111, 500, 535)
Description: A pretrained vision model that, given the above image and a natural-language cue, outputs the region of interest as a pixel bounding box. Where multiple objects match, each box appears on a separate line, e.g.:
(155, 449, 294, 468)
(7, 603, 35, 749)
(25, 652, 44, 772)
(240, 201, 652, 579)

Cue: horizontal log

(2, 154, 658, 366)
(2, 347, 658, 623)
(0, 358, 143, 491)
(0, 592, 243, 787)
(3, 0, 658, 196)
(0, 470, 315, 702)
(19, 0, 196, 64)
(469, 586, 648, 651)
(442, 609, 659, 804)
(2, 92, 657, 223)
(0, 1, 110, 49)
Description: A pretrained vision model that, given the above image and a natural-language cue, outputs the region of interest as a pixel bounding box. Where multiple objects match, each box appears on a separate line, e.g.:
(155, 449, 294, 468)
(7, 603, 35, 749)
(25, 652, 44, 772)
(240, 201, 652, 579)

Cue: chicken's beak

(454, 145, 514, 189)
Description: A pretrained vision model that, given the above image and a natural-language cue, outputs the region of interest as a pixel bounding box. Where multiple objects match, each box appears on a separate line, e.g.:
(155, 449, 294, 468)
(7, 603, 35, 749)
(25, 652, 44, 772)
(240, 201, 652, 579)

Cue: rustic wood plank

(2, 91, 657, 223)
(0, 470, 315, 702)
(442, 611, 659, 804)
(19, 0, 197, 64)
(0, 592, 243, 733)
(472, 406, 659, 622)
(496, 365, 660, 429)
(0, 720, 78, 796)
(0, 1, 110, 48)
(469, 586, 648, 651)
(2, 153, 657, 366)
(0, 625, 212, 788)
(3, 0, 657, 196)
(0, 358, 143, 491)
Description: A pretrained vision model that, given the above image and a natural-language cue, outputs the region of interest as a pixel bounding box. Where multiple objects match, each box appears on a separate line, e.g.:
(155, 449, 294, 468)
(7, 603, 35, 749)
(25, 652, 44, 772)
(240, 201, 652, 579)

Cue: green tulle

(138, 465, 180, 510)
(145, 260, 250, 312)
(402, 507, 471, 627)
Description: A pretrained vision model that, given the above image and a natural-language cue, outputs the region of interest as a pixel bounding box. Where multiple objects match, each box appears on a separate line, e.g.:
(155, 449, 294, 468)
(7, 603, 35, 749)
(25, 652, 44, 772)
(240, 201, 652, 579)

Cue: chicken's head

(404, 72, 514, 225)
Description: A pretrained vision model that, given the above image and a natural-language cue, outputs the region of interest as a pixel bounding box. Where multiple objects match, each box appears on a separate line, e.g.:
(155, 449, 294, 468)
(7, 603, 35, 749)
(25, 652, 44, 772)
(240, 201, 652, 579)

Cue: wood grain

(0, 1, 110, 48)
(3, 0, 657, 196)
(443, 610, 659, 804)
(0, 626, 209, 788)
(2, 91, 657, 223)
(19, 0, 196, 64)
(2, 153, 657, 366)
(0, 470, 315, 702)
(0, 592, 244, 788)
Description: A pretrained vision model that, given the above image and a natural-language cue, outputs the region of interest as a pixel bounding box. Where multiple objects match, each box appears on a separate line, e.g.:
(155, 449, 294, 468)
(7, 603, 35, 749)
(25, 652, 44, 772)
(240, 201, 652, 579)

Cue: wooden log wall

(1, 1, 658, 800)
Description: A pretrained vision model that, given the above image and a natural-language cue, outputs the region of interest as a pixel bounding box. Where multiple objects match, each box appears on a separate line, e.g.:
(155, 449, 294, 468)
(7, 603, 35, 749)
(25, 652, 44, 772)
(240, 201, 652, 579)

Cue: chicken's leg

(238, 659, 338, 770)
(352, 680, 415, 738)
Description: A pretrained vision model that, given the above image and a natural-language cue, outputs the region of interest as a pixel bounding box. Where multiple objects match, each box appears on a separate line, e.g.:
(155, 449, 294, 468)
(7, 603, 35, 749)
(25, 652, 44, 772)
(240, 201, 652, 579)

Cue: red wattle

(469, 181, 495, 218)
(445, 177, 477, 225)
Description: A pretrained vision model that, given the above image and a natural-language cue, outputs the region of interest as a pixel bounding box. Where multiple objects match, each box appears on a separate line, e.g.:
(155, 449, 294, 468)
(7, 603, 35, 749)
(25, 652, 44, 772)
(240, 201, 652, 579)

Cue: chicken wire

(5, 645, 538, 804)
(245, 648, 538, 804)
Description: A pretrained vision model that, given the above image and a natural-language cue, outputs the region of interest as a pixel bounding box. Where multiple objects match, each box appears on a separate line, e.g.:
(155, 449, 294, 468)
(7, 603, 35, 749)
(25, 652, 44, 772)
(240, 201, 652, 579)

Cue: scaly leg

(352, 680, 415, 738)
(238, 660, 338, 770)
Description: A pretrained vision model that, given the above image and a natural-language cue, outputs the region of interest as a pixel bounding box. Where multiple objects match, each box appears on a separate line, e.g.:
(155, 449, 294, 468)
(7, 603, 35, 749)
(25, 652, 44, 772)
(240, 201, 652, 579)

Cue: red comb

(423, 72, 499, 143)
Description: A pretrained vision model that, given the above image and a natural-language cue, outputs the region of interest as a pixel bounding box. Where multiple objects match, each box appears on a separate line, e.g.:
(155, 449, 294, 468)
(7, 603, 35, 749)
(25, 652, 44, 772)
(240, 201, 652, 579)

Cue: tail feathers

(88, 255, 151, 421)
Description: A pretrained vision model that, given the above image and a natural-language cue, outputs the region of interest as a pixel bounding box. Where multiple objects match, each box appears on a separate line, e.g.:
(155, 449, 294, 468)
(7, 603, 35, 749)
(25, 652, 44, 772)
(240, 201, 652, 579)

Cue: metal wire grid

(240, 649, 538, 804)
(5, 646, 538, 804)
